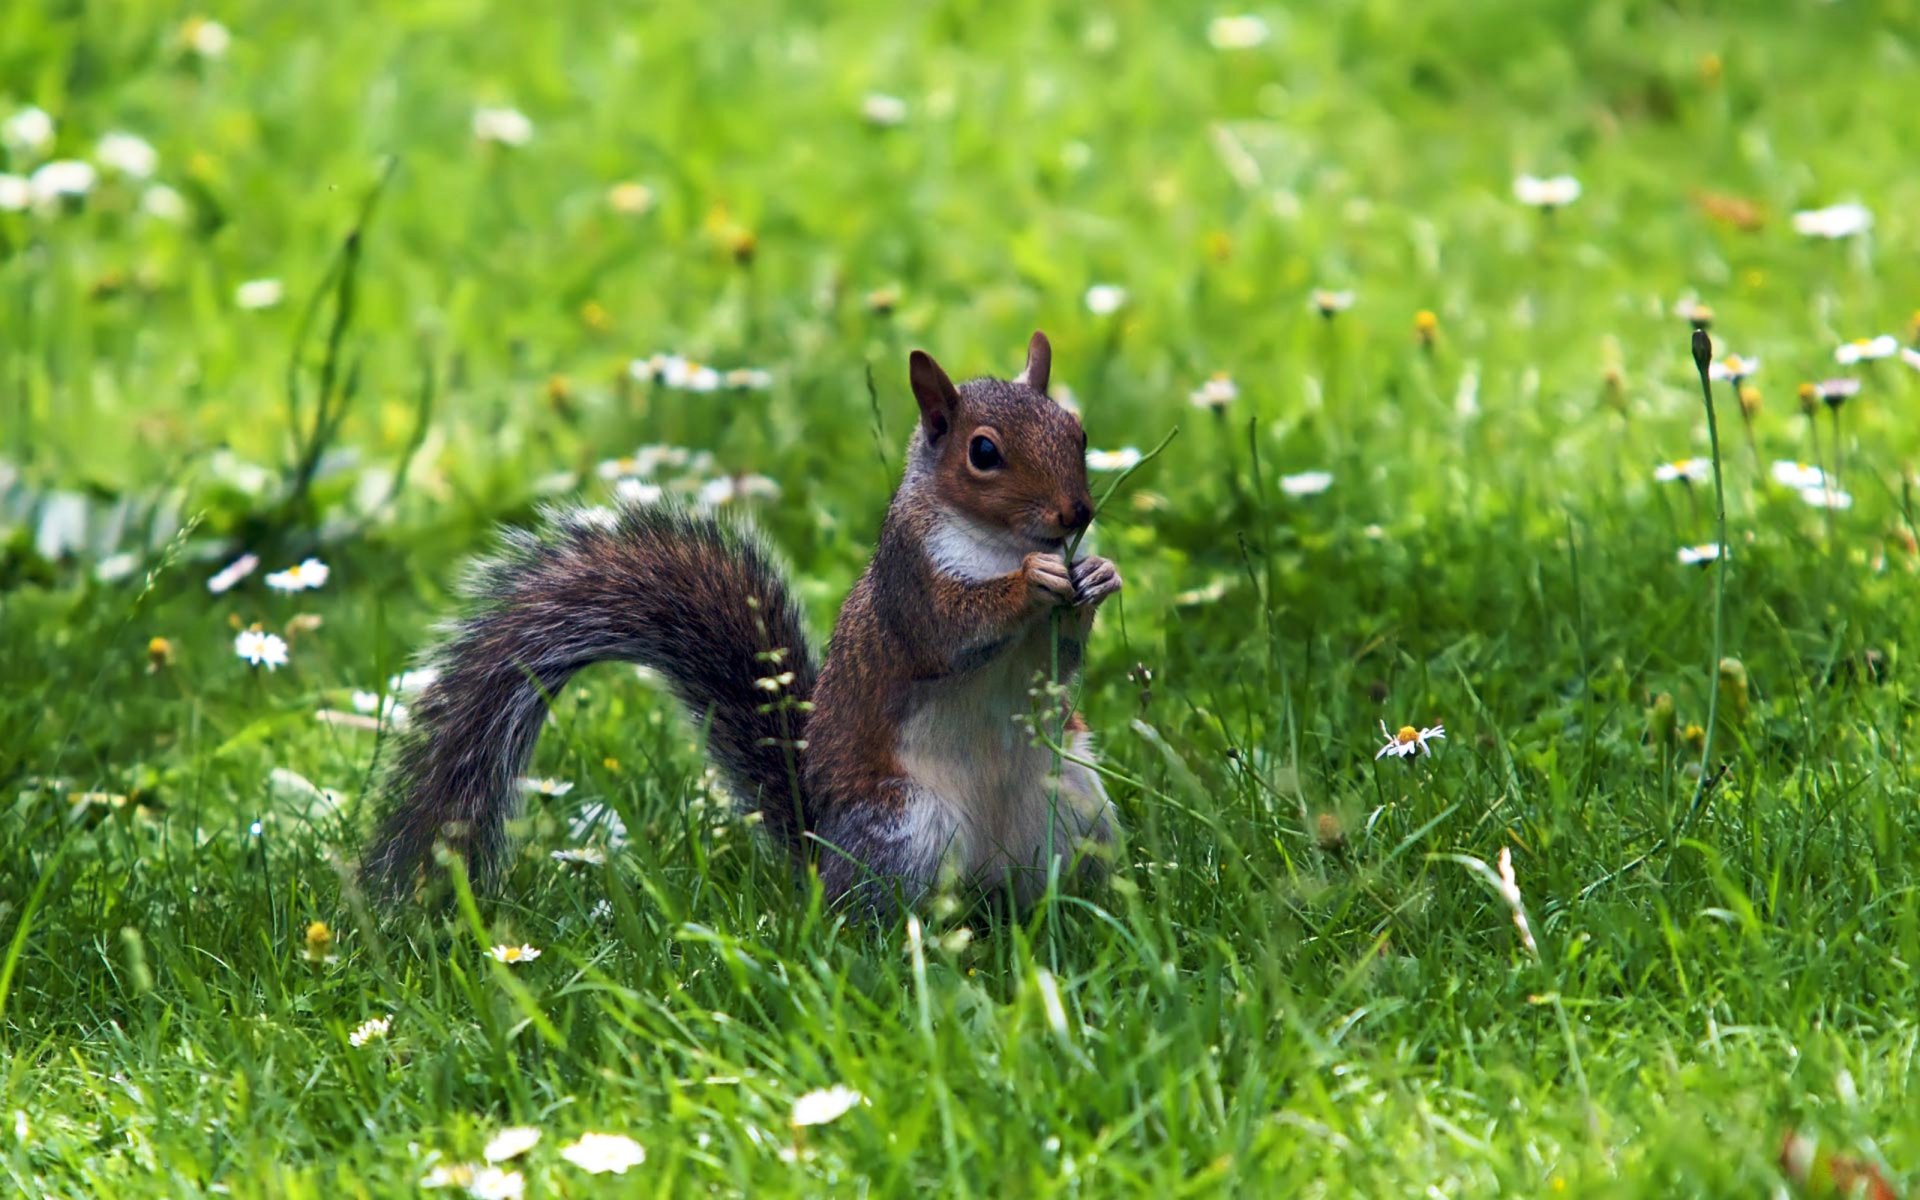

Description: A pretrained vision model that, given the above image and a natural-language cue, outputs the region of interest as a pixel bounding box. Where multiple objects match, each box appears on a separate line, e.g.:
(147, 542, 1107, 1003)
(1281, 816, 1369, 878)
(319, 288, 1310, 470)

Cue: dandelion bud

(865, 285, 900, 315)
(1717, 657, 1751, 730)
(303, 920, 335, 964)
(1698, 52, 1722, 84)
(1314, 811, 1347, 854)
(146, 636, 174, 672)
(1682, 722, 1706, 752)
(1738, 385, 1761, 419)
(546, 374, 572, 408)
(1647, 691, 1675, 749)
(729, 227, 757, 265)
(1683, 302, 1714, 330)
(579, 300, 612, 332)
(1797, 382, 1819, 415)
(1413, 309, 1439, 347)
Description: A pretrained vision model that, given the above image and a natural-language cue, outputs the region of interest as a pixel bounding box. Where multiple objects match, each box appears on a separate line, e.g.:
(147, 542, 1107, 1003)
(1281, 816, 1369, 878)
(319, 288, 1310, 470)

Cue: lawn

(4, 0, 1919, 1195)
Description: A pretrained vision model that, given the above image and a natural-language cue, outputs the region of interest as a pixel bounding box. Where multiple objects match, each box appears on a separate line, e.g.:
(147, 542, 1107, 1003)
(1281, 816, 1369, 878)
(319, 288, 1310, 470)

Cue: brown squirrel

(363, 332, 1122, 907)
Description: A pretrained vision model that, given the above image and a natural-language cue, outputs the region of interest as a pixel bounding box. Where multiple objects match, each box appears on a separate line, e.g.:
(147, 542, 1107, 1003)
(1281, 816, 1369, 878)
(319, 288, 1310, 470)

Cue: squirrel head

(906, 332, 1093, 549)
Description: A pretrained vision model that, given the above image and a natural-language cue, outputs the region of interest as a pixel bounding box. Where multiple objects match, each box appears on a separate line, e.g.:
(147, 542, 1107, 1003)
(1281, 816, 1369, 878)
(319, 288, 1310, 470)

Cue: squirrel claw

(1070, 555, 1122, 608)
(1023, 551, 1075, 607)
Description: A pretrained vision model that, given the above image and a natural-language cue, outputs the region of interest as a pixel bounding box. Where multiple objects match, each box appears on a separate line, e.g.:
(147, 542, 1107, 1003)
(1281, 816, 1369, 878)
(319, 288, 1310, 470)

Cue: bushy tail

(361, 504, 817, 898)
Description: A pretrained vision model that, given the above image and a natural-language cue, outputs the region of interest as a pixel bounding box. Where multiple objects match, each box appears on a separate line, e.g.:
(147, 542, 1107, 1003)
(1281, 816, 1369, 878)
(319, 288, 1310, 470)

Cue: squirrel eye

(967, 435, 1003, 471)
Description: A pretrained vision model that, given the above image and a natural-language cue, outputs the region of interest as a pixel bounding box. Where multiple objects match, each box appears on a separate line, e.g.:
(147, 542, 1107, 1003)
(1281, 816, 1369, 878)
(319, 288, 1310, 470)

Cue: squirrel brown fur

(363, 332, 1122, 907)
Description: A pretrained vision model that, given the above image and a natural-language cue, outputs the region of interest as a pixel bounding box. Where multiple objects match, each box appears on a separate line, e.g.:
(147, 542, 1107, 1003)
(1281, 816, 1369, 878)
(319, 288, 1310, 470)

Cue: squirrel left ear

(1014, 331, 1051, 395)
(909, 350, 962, 445)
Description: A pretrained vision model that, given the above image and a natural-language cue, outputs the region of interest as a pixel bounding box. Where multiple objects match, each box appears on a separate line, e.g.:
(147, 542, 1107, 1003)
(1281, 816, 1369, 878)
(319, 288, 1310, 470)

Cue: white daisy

(1903, 347, 1920, 372)
(347, 1015, 390, 1047)
(559, 1133, 646, 1175)
(1707, 353, 1758, 382)
(140, 184, 187, 220)
(95, 132, 158, 179)
(1513, 173, 1581, 208)
(350, 690, 409, 725)
(1374, 720, 1445, 760)
(614, 479, 665, 506)
(1816, 378, 1862, 404)
(590, 898, 615, 922)
(1207, 15, 1271, 50)
(420, 1163, 476, 1190)
(236, 278, 284, 310)
(860, 93, 908, 127)
(1086, 447, 1142, 472)
(519, 777, 574, 797)
(472, 106, 534, 147)
(1652, 458, 1710, 484)
(1791, 203, 1872, 239)
(488, 944, 542, 965)
(1800, 486, 1853, 510)
(1770, 461, 1826, 490)
(184, 17, 232, 58)
(3, 106, 54, 159)
(483, 1127, 542, 1164)
(207, 552, 259, 594)
(1279, 470, 1334, 497)
(608, 181, 654, 214)
(1676, 544, 1723, 566)
(0, 174, 28, 212)
(235, 629, 289, 670)
(550, 847, 607, 867)
(723, 367, 774, 390)
(1835, 336, 1897, 365)
(264, 557, 330, 593)
(1188, 372, 1238, 410)
(29, 159, 96, 209)
(466, 1167, 523, 1200)
(790, 1085, 864, 1128)
(1310, 289, 1355, 317)
(1084, 283, 1128, 316)
(390, 667, 440, 694)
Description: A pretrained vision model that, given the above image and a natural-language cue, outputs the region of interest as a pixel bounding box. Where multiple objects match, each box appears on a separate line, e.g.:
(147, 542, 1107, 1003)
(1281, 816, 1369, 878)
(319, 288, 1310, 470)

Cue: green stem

(1672, 331, 1729, 845)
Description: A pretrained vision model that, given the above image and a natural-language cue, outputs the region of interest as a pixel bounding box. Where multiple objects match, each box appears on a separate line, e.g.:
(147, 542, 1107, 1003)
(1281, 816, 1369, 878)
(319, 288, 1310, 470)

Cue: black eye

(968, 435, 1003, 471)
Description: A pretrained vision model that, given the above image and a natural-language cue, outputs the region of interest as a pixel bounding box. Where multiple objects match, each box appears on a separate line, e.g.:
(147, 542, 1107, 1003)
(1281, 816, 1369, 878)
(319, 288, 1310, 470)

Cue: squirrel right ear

(1014, 331, 1051, 395)
(909, 350, 961, 445)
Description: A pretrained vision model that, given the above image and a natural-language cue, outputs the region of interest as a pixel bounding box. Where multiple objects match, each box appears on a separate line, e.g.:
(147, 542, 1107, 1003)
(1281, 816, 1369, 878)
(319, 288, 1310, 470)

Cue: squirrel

(362, 331, 1122, 908)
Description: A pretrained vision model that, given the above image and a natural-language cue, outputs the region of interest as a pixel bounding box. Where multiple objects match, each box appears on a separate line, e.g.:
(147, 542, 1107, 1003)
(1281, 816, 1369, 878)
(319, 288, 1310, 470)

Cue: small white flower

(350, 690, 409, 725)
(473, 106, 534, 147)
(466, 1167, 524, 1200)
(29, 159, 96, 208)
(236, 278, 284, 310)
(1903, 347, 1920, 373)
(207, 552, 259, 594)
(1800, 486, 1853, 510)
(1279, 470, 1334, 497)
(1513, 173, 1581, 208)
(488, 944, 542, 965)
(347, 1015, 390, 1047)
(3, 106, 55, 159)
(1816, 378, 1862, 403)
(390, 667, 440, 694)
(723, 367, 774, 390)
(184, 17, 232, 58)
(1770, 461, 1826, 490)
(590, 898, 615, 922)
(1207, 15, 1271, 50)
(1676, 543, 1723, 566)
(1310, 289, 1354, 316)
(1051, 383, 1080, 413)
(140, 184, 187, 220)
(1084, 283, 1128, 316)
(608, 181, 654, 214)
(483, 1127, 542, 1163)
(1707, 353, 1758, 382)
(519, 777, 574, 797)
(0, 174, 28, 212)
(1791, 203, 1872, 239)
(559, 1133, 646, 1175)
(614, 479, 664, 506)
(264, 557, 330, 592)
(96, 132, 158, 179)
(1188, 372, 1238, 410)
(790, 1085, 864, 1128)
(1652, 458, 1710, 484)
(420, 1163, 476, 1190)
(550, 847, 607, 867)
(1086, 447, 1142, 472)
(235, 629, 289, 670)
(860, 93, 908, 127)
(736, 473, 781, 500)
(1834, 336, 1897, 365)
(1374, 720, 1445, 760)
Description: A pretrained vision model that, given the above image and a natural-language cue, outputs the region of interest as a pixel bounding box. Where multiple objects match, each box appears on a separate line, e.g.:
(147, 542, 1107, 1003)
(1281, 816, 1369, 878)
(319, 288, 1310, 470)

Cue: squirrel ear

(909, 350, 961, 444)
(1015, 331, 1052, 395)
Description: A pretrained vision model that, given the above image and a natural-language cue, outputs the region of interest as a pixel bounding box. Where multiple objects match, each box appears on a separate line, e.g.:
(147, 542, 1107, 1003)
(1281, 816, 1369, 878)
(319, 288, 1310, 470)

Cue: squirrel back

(362, 505, 815, 897)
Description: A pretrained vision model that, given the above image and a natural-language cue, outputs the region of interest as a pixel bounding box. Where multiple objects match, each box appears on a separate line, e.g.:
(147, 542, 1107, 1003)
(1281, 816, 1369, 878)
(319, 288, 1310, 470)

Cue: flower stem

(1673, 329, 1729, 844)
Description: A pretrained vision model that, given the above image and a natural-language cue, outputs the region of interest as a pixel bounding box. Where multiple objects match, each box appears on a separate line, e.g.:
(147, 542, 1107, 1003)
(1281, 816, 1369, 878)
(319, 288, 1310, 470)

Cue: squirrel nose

(1064, 500, 1093, 531)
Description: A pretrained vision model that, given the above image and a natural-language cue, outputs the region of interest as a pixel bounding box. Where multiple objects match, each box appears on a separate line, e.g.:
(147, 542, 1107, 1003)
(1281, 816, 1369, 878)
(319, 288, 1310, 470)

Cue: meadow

(4, 0, 1920, 1195)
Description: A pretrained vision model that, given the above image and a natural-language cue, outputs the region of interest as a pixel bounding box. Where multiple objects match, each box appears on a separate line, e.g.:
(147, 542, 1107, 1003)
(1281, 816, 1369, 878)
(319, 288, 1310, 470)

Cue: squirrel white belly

(363, 333, 1122, 909)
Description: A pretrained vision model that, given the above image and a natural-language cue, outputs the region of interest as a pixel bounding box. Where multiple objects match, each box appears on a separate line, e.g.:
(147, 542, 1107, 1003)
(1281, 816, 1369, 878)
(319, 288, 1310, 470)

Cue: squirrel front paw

(1023, 551, 1075, 609)
(1070, 555, 1122, 608)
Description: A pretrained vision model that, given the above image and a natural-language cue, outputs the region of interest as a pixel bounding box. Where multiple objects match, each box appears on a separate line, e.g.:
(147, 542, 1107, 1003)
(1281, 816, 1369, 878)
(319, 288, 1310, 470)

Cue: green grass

(6, 0, 1920, 1194)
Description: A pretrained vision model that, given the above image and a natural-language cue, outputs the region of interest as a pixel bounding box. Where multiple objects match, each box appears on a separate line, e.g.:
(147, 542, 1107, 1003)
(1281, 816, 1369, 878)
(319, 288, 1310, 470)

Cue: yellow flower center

(1396, 726, 1419, 744)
